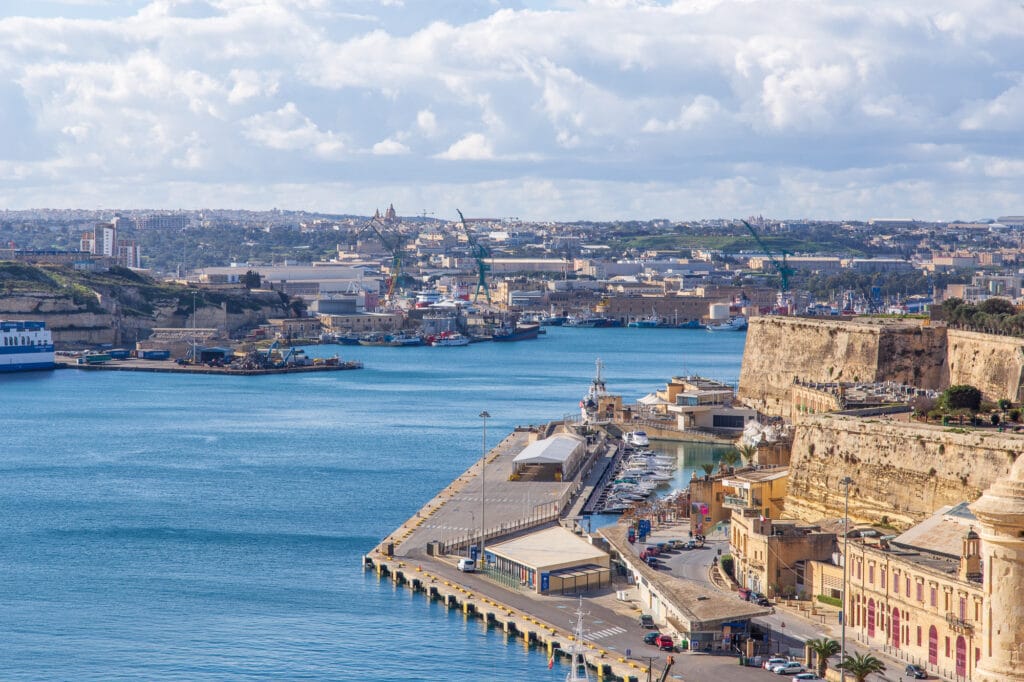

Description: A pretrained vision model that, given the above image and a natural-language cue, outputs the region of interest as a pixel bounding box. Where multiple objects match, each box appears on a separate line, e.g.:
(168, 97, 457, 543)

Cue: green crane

(742, 219, 795, 293)
(457, 209, 491, 303)
(360, 216, 408, 303)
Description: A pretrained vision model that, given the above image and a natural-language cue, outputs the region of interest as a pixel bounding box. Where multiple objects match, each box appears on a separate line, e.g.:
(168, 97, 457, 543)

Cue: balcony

(945, 612, 974, 634)
(724, 494, 761, 510)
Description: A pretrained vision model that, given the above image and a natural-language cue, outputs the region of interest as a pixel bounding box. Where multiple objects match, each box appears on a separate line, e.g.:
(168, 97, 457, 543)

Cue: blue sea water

(0, 326, 744, 680)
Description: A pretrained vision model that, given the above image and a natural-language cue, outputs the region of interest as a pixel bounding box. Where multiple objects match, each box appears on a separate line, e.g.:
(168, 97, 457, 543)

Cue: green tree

(979, 297, 1016, 316)
(700, 463, 715, 479)
(241, 270, 261, 289)
(806, 638, 841, 678)
(940, 385, 982, 411)
(836, 652, 886, 682)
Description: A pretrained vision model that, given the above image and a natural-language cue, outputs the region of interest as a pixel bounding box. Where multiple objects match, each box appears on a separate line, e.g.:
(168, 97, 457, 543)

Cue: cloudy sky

(1, 0, 1022, 220)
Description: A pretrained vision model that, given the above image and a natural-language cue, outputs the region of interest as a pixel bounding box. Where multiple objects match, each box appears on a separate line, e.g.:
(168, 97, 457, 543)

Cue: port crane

(741, 219, 795, 294)
(456, 209, 491, 304)
(359, 216, 410, 303)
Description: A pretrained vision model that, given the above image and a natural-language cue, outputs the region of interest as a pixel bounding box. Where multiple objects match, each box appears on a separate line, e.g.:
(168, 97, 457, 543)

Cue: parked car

(753, 595, 771, 606)
(684, 540, 697, 550)
(643, 631, 661, 645)
(654, 634, 674, 651)
(905, 664, 928, 679)
(771, 662, 806, 675)
(763, 657, 789, 670)
(639, 614, 655, 628)
(792, 674, 819, 681)
(457, 558, 475, 572)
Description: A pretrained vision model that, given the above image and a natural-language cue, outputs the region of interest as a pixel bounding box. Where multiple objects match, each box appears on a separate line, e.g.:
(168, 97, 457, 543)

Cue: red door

(867, 599, 876, 638)
(956, 636, 967, 677)
(928, 626, 938, 665)
(891, 608, 900, 648)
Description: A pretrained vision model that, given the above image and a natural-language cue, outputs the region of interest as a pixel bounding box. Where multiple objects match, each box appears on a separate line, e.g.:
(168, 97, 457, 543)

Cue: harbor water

(0, 326, 744, 680)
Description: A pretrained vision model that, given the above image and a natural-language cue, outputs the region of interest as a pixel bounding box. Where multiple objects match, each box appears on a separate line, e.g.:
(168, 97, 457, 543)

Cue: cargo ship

(0, 320, 56, 372)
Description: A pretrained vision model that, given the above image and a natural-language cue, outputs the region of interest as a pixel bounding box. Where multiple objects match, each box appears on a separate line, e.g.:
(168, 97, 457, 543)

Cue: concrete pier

(362, 554, 647, 682)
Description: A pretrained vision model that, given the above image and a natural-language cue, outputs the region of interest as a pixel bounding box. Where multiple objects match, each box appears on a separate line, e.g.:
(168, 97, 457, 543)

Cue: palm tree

(736, 443, 758, 466)
(700, 463, 715, 479)
(837, 652, 886, 682)
(806, 638, 841, 677)
(718, 449, 740, 472)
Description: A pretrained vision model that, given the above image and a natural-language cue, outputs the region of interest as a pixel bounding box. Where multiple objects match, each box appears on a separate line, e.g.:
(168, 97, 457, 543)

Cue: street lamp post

(479, 410, 490, 570)
(839, 475, 854, 681)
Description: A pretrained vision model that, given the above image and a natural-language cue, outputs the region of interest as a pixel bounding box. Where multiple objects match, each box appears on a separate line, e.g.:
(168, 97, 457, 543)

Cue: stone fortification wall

(738, 317, 948, 417)
(786, 414, 1019, 530)
(946, 329, 1024, 404)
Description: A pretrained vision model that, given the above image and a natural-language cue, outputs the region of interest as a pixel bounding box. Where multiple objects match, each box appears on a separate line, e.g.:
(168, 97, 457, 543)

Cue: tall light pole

(479, 410, 490, 570)
(192, 290, 198, 365)
(839, 475, 854, 681)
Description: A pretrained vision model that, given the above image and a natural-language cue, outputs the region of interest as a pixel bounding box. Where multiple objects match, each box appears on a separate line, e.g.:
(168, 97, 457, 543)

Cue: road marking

(588, 626, 626, 639)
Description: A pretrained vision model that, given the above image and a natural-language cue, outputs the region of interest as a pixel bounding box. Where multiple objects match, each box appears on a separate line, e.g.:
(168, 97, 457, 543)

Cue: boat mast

(566, 597, 592, 682)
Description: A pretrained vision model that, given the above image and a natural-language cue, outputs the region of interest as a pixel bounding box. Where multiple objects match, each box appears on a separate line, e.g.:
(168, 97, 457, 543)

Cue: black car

(639, 614, 655, 628)
(905, 664, 927, 679)
(643, 631, 661, 645)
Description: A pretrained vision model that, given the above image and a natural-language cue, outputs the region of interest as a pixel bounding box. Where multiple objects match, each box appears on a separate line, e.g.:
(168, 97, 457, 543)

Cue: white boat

(564, 599, 592, 682)
(624, 430, 650, 447)
(430, 331, 470, 347)
(706, 316, 748, 332)
(580, 359, 607, 424)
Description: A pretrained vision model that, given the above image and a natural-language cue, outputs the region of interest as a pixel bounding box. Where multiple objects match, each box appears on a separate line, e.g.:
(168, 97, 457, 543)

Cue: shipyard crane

(456, 209, 491, 304)
(359, 216, 409, 303)
(741, 219, 795, 293)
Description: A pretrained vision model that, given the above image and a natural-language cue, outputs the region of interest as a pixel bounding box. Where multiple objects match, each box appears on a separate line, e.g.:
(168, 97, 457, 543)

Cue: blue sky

(1, 0, 1022, 220)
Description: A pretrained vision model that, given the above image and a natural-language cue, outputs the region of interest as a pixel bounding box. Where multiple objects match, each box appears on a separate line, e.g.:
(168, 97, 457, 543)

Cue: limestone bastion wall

(786, 414, 1020, 530)
(946, 328, 1024, 404)
(737, 317, 948, 417)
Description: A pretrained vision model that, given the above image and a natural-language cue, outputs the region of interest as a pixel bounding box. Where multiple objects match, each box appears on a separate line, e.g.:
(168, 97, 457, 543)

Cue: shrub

(720, 554, 734, 578)
(817, 594, 842, 607)
(940, 385, 982, 412)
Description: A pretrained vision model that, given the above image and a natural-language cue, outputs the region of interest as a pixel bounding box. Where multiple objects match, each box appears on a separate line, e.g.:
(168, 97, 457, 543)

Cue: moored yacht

(624, 430, 650, 447)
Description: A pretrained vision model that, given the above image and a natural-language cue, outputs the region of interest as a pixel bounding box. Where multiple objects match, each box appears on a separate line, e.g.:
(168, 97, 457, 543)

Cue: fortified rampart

(738, 317, 948, 416)
(946, 328, 1024, 404)
(786, 414, 1020, 530)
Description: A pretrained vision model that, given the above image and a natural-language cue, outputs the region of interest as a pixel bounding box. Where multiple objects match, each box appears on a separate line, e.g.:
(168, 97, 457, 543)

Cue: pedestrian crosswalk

(588, 625, 626, 640)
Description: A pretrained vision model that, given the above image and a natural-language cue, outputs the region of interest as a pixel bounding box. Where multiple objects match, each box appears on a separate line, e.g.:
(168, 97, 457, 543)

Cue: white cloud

(242, 102, 346, 159)
(0, 0, 1021, 218)
(416, 109, 438, 136)
(372, 138, 410, 155)
(436, 133, 494, 160)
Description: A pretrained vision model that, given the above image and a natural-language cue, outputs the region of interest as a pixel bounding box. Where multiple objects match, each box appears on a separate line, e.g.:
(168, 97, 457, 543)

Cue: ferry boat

(429, 331, 470, 347)
(1, 320, 56, 372)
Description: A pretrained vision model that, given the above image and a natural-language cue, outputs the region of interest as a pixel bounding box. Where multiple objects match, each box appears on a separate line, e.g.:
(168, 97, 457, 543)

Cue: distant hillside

(0, 262, 294, 347)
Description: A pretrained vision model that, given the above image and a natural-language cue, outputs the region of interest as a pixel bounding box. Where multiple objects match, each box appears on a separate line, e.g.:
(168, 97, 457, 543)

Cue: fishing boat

(492, 322, 540, 342)
(429, 331, 470, 347)
(705, 316, 748, 332)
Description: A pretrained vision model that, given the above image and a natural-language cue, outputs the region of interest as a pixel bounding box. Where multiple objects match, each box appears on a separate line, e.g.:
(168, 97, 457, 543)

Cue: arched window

(891, 608, 900, 648)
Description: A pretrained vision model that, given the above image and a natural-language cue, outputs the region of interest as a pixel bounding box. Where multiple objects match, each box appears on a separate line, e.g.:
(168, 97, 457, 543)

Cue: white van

(457, 558, 476, 572)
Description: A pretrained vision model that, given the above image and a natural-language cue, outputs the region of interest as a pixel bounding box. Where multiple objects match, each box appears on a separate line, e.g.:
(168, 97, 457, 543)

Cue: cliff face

(786, 414, 1018, 530)
(0, 281, 290, 347)
(737, 317, 948, 416)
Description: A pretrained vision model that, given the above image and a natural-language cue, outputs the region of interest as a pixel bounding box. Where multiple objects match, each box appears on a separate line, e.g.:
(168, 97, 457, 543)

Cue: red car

(654, 634, 674, 651)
